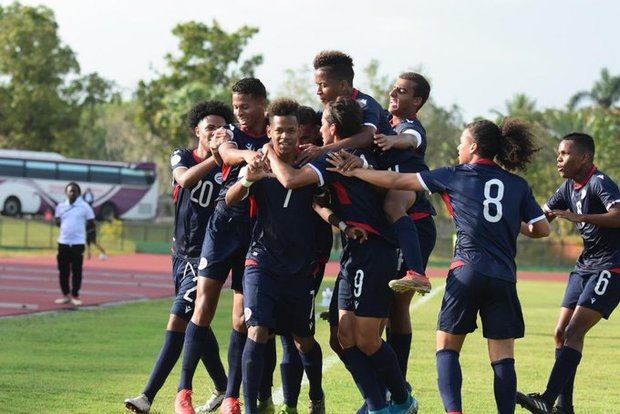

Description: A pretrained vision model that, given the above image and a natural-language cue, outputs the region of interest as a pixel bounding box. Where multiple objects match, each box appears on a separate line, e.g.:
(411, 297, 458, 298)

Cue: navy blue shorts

(243, 265, 316, 337)
(170, 255, 200, 321)
(338, 237, 398, 318)
(312, 260, 327, 293)
(397, 215, 437, 276)
(561, 268, 620, 319)
(438, 264, 525, 339)
(198, 207, 249, 292)
(328, 275, 341, 327)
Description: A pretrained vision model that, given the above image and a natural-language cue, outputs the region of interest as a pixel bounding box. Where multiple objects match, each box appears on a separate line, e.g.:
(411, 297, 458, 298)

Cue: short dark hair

(297, 106, 320, 126)
(186, 100, 235, 130)
(561, 132, 595, 158)
(466, 118, 539, 171)
(324, 97, 362, 138)
(268, 98, 299, 120)
(66, 182, 81, 195)
(231, 77, 267, 99)
(399, 72, 431, 108)
(313, 50, 354, 85)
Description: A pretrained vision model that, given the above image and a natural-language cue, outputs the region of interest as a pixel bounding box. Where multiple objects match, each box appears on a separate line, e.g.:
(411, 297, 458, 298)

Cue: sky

(10, 0, 620, 119)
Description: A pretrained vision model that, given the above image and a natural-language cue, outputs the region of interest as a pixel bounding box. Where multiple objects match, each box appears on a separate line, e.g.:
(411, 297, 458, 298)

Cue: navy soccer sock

(300, 340, 324, 402)
(555, 347, 575, 411)
(225, 329, 247, 398)
(200, 326, 228, 392)
(341, 346, 386, 411)
(393, 216, 424, 274)
(368, 341, 408, 404)
(491, 358, 516, 414)
(258, 337, 276, 401)
(541, 346, 582, 405)
(178, 322, 207, 391)
(436, 349, 462, 412)
(242, 338, 266, 413)
(143, 330, 184, 402)
(280, 334, 303, 407)
(387, 332, 412, 379)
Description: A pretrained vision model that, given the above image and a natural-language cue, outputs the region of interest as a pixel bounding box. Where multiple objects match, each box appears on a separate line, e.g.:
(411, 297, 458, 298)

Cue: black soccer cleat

(516, 392, 552, 414)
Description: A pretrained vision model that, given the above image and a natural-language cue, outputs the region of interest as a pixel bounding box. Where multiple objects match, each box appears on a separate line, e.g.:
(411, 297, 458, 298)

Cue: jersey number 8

(483, 179, 504, 223)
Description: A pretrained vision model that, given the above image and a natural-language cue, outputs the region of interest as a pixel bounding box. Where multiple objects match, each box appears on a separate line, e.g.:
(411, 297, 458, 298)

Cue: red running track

(0, 254, 567, 318)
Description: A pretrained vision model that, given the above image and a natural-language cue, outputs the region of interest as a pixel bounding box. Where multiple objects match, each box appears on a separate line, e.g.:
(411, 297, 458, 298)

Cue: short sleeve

(545, 183, 569, 212)
(170, 149, 192, 171)
(520, 185, 545, 224)
(417, 167, 454, 194)
(85, 204, 95, 220)
(308, 154, 330, 187)
(591, 174, 620, 211)
(359, 99, 381, 130)
(54, 204, 62, 218)
(399, 121, 424, 149)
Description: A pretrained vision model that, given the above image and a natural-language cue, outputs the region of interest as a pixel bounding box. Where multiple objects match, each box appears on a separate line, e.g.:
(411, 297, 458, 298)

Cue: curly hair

(268, 98, 299, 119)
(399, 72, 431, 108)
(231, 77, 267, 99)
(324, 97, 362, 138)
(186, 100, 235, 130)
(313, 50, 354, 85)
(467, 118, 540, 171)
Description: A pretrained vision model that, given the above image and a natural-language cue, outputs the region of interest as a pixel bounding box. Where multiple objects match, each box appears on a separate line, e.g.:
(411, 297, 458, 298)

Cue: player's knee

(355, 331, 381, 355)
(167, 314, 188, 332)
(294, 336, 315, 354)
(553, 327, 566, 345)
(563, 322, 586, 344)
(383, 199, 407, 223)
(337, 326, 355, 350)
(247, 326, 269, 343)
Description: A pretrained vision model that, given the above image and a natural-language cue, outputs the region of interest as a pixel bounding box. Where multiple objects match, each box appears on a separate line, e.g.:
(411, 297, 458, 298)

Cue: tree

(277, 65, 316, 106)
(491, 93, 543, 123)
(362, 59, 391, 108)
(569, 68, 620, 109)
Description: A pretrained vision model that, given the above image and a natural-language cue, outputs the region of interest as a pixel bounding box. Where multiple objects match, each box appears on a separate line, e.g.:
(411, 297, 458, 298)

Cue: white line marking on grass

(272, 284, 444, 405)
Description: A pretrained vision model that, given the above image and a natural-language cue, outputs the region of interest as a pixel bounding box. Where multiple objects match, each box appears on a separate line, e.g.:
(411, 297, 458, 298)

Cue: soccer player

(225, 98, 326, 414)
(516, 133, 620, 414)
(327, 118, 551, 414)
(266, 96, 418, 414)
(174, 79, 271, 414)
(124, 100, 233, 414)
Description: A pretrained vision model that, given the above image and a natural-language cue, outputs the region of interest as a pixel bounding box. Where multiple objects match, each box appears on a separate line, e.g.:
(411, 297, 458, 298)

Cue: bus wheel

(3, 196, 21, 217)
(99, 202, 116, 221)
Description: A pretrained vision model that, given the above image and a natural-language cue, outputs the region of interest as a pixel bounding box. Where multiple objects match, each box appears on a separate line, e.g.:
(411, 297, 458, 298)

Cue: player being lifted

(517, 133, 620, 414)
(225, 98, 326, 414)
(124, 101, 233, 414)
(267, 97, 419, 414)
(175, 79, 271, 414)
(328, 119, 551, 414)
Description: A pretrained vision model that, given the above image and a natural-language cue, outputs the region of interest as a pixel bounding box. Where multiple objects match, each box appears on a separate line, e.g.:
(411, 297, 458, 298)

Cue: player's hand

(344, 225, 369, 243)
(211, 128, 232, 152)
(551, 209, 583, 223)
(246, 155, 268, 181)
(242, 150, 260, 165)
(296, 143, 325, 166)
(326, 150, 362, 176)
(374, 134, 396, 151)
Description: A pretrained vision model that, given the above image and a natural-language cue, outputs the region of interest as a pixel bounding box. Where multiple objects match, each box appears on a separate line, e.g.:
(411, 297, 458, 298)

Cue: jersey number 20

(190, 180, 214, 208)
(483, 179, 504, 223)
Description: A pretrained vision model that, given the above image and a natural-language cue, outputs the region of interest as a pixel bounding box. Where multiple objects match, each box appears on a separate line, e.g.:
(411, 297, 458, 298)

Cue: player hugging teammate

(124, 50, 618, 414)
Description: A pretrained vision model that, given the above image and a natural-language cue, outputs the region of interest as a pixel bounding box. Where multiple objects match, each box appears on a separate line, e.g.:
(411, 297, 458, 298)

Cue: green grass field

(0, 278, 618, 413)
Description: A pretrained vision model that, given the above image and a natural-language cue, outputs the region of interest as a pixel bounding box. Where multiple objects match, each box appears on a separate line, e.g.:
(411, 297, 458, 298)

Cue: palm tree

(569, 68, 620, 109)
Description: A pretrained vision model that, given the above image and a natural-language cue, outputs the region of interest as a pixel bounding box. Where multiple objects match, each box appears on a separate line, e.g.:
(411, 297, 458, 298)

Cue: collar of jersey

(352, 88, 360, 99)
(192, 149, 205, 163)
(240, 121, 268, 138)
(470, 158, 496, 165)
(573, 165, 597, 189)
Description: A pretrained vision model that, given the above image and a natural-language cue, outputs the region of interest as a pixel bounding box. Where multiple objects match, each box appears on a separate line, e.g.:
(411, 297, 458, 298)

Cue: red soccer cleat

(175, 389, 196, 414)
(389, 270, 432, 294)
(219, 397, 241, 414)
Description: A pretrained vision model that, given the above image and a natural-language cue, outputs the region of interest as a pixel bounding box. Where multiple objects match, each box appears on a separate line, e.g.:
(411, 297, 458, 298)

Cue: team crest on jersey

(356, 98, 367, 109)
(597, 174, 605, 180)
(245, 143, 253, 150)
(170, 154, 182, 166)
(581, 189, 587, 200)
(185, 305, 192, 314)
(214, 172, 223, 185)
(198, 257, 208, 270)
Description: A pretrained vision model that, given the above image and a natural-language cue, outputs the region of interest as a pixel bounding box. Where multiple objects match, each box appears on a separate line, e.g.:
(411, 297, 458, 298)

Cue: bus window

(0, 159, 25, 177)
(58, 163, 88, 181)
(121, 168, 150, 185)
(89, 166, 120, 184)
(25, 161, 56, 179)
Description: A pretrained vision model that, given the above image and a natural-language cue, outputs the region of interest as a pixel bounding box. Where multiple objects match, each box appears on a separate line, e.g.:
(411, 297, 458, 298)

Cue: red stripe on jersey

(221, 164, 232, 181)
(249, 195, 258, 218)
(441, 192, 455, 216)
(332, 181, 352, 204)
(192, 149, 205, 164)
(172, 184, 181, 203)
(352, 89, 360, 99)
(450, 259, 466, 270)
(609, 267, 620, 273)
(409, 212, 430, 221)
(573, 165, 597, 189)
(245, 258, 259, 267)
(345, 221, 381, 237)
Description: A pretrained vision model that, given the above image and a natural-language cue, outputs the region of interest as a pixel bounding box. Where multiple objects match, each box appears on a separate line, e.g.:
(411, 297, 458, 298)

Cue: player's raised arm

(225, 156, 268, 206)
(265, 144, 320, 189)
(218, 139, 258, 166)
(520, 218, 551, 238)
(173, 157, 219, 189)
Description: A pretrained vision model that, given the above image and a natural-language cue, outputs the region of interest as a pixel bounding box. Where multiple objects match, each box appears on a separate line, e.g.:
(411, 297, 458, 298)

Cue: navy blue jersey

(376, 116, 428, 172)
(546, 166, 620, 271)
(215, 125, 269, 220)
(309, 149, 396, 244)
(317, 89, 392, 135)
(246, 175, 318, 275)
(170, 148, 222, 258)
(418, 160, 545, 281)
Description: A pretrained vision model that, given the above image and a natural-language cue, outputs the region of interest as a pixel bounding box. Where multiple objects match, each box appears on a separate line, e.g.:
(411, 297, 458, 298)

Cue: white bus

(0, 149, 158, 220)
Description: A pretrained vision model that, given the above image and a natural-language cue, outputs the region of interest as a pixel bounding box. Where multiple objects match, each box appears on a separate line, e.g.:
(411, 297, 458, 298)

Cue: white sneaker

(124, 393, 151, 413)
(54, 296, 70, 304)
(196, 390, 225, 412)
(70, 297, 83, 306)
(99, 253, 108, 260)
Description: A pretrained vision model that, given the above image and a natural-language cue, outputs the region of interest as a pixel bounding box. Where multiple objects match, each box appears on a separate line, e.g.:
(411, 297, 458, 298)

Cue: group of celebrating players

(124, 50, 620, 414)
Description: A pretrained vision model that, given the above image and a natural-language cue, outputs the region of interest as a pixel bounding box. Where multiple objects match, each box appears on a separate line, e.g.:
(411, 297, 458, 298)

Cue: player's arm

(209, 128, 231, 166)
(86, 219, 96, 233)
(173, 157, 219, 188)
(374, 131, 421, 151)
(313, 203, 368, 243)
(551, 205, 620, 228)
(225, 157, 267, 206)
(520, 218, 551, 238)
(218, 141, 259, 166)
(266, 145, 320, 189)
(297, 126, 374, 164)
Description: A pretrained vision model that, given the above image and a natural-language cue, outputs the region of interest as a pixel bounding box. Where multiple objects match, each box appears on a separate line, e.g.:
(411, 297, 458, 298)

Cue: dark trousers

(57, 243, 85, 297)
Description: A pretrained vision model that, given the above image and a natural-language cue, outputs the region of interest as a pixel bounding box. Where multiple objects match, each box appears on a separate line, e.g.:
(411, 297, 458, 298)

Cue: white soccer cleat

(54, 296, 70, 304)
(99, 253, 108, 260)
(196, 390, 225, 412)
(70, 297, 83, 306)
(124, 393, 151, 413)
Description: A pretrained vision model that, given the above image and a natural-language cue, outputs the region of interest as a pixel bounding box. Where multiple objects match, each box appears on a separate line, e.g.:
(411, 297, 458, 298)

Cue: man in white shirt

(54, 182, 95, 306)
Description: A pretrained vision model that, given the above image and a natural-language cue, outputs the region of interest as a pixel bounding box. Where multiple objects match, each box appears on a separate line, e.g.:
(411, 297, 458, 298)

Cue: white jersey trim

(416, 173, 430, 192)
(528, 214, 547, 225)
(607, 200, 620, 210)
(363, 122, 378, 131)
(307, 164, 325, 187)
(402, 129, 423, 148)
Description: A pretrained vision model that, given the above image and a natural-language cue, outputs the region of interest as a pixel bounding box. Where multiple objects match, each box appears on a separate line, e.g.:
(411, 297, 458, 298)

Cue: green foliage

(569, 68, 620, 109)
(277, 65, 316, 106)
